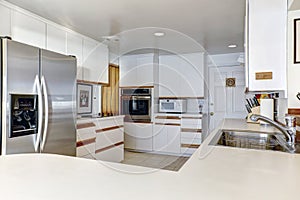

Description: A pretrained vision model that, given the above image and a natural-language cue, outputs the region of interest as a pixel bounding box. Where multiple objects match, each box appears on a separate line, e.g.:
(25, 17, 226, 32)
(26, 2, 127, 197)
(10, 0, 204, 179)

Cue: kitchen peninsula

(1, 118, 299, 200)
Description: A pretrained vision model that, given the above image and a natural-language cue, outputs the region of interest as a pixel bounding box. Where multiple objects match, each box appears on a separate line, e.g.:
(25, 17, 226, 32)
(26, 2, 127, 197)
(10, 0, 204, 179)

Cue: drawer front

(95, 144, 124, 162)
(77, 143, 95, 157)
(95, 117, 124, 129)
(181, 147, 197, 155)
(181, 132, 201, 140)
(154, 118, 181, 125)
(77, 127, 95, 141)
(96, 128, 124, 150)
(181, 119, 202, 128)
(181, 137, 201, 145)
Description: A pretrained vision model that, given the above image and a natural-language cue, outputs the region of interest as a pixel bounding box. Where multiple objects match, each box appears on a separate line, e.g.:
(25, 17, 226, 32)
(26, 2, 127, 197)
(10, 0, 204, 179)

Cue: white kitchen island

(1, 118, 299, 200)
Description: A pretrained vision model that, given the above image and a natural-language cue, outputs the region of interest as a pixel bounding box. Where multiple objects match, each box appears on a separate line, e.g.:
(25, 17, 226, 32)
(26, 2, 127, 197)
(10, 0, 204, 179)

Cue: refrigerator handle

(40, 76, 49, 151)
(34, 75, 43, 152)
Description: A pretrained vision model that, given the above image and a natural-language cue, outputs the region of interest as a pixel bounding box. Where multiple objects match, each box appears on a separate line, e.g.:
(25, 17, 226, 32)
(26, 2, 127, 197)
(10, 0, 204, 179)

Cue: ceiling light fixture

(228, 44, 238, 48)
(154, 32, 165, 37)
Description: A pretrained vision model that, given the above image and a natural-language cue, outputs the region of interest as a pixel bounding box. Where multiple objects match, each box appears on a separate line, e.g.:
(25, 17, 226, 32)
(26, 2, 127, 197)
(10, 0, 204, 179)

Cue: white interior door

(209, 66, 247, 131)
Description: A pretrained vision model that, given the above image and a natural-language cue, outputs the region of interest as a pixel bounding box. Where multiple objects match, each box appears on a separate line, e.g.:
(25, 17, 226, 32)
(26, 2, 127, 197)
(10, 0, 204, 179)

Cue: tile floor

(121, 150, 190, 171)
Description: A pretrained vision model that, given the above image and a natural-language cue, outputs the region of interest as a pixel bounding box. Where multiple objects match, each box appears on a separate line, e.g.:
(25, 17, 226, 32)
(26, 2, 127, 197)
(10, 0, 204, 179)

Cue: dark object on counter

(245, 104, 251, 113)
(297, 92, 300, 101)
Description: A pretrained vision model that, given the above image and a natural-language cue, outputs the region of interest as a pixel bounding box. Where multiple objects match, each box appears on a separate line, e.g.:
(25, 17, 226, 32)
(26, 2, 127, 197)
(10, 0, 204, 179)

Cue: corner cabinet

(245, 0, 287, 91)
(159, 53, 204, 98)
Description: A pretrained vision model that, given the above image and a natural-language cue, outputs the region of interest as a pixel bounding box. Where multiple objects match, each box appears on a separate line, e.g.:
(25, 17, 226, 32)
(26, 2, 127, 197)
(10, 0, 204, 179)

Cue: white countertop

(77, 115, 125, 123)
(1, 118, 300, 200)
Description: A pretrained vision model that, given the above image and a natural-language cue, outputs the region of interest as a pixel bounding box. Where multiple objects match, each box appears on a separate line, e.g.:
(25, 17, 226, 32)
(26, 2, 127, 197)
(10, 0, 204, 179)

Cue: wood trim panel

(181, 128, 202, 133)
(96, 125, 124, 133)
(119, 86, 154, 88)
(95, 142, 124, 154)
(76, 137, 96, 147)
(288, 108, 300, 115)
(77, 79, 109, 86)
(155, 116, 180, 120)
(77, 122, 96, 129)
(181, 144, 200, 149)
(181, 116, 202, 119)
(155, 123, 180, 126)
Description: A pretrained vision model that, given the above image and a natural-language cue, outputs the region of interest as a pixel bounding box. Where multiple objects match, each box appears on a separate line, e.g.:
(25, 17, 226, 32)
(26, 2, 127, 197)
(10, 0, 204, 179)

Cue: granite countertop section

(1, 118, 299, 200)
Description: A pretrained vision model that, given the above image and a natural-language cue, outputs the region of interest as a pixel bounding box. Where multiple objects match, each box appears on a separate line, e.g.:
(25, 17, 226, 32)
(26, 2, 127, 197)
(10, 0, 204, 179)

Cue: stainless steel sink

(209, 130, 300, 154)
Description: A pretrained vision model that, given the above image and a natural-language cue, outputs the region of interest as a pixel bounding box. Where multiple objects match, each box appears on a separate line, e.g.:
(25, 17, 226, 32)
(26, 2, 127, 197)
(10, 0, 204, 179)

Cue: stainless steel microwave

(159, 99, 187, 113)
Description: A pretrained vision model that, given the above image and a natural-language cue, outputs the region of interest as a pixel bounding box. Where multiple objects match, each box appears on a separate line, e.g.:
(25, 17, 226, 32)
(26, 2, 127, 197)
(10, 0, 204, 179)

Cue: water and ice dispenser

(10, 94, 38, 138)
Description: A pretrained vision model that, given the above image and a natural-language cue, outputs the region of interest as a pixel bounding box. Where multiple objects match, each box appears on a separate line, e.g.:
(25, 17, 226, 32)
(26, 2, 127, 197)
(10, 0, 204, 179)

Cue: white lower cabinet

(153, 123, 181, 154)
(124, 122, 153, 152)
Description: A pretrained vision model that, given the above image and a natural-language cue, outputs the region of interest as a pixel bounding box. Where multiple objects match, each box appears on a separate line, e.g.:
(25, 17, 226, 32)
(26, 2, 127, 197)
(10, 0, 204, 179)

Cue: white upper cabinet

(159, 53, 204, 97)
(66, 32, 83, 66)
(82, 39, 109, 83)
(120, 54, 154, 87)
(46, 24, 67, 54)
(11, 11, 46, 49)
(0, 4, 11, 37)
(246, 0, 287, 91)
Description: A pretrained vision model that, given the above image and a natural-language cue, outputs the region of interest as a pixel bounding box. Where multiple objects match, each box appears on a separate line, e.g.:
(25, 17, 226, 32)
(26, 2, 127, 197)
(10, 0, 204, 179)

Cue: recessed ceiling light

(154, 32, 165, 37)
(228, 44, 238, 48)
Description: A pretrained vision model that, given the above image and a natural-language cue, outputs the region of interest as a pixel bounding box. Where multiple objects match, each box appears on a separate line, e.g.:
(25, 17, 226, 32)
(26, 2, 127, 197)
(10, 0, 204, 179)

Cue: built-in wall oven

(121, 88, 151, 122)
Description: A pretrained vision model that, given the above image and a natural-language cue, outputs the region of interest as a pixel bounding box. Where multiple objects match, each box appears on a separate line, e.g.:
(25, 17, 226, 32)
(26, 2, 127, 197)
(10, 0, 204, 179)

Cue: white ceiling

(5, 0, 246, 55)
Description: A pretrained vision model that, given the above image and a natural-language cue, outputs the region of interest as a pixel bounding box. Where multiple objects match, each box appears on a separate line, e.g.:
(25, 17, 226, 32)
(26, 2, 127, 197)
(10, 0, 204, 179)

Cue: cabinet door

(159, 55, 181, 97)
(119, 55, 137, 87)
(135, 123, 153, 151)
(83, 39, 109, 83)
(153, 124, 168, 152)
(67, 32, 83, 66)
(136, 55, 154, 86)
(179, 53, 204, 97)
(124, 123, 136, 149)
(46, 24, 67, 54)
(11, 11, 46, 48)
(0, 4, 11, 37)
(248, 0, 287, 91)
(166, 125, 181, 154)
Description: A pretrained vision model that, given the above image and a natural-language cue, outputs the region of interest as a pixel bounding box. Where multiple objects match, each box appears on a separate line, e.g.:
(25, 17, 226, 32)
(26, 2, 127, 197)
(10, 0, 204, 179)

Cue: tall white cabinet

(246, 0, 287, 91)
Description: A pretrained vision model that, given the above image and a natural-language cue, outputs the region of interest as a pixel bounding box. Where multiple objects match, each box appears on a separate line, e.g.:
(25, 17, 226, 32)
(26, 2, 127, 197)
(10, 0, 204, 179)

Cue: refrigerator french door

(0, 38, 76, 156)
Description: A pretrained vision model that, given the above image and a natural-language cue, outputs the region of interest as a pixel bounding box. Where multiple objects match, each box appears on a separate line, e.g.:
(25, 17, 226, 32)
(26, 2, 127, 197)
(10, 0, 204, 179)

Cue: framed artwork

(294, 18, 300, 63)
(77, 83, 93, 114)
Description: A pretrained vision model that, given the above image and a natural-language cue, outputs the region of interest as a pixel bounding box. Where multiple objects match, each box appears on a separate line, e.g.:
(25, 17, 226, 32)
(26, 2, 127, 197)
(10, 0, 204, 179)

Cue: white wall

(208, 52, 244, 67)
(288, 10, 300, 108)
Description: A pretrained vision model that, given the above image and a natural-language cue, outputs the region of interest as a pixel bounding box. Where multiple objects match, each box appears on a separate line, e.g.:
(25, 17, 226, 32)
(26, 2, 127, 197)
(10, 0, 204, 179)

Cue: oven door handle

(131, 96, 151, 100)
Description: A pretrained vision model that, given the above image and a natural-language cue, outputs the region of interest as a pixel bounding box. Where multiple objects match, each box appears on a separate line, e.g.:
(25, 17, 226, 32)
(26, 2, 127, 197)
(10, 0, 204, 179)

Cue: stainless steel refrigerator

(0, 38, 77, 156)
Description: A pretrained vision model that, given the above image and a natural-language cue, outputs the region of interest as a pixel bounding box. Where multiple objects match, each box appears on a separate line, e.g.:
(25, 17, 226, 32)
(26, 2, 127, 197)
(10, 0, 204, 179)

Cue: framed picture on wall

(294, 18, 300, 63)
(77, 83, 93, 114)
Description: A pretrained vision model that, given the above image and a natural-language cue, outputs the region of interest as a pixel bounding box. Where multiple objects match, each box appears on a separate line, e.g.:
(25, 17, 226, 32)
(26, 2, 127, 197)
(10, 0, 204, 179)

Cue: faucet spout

(250, 114, 296, 146)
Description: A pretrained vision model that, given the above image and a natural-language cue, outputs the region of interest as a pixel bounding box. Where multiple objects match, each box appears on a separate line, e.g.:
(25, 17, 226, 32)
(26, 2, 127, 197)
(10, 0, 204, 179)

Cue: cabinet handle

(210, 112, 214, 116)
